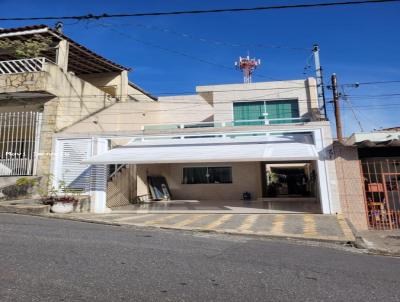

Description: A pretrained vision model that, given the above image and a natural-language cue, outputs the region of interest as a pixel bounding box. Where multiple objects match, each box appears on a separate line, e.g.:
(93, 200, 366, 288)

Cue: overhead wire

(340, 86, 365, 131)
(104, 22, 310, 52)
(95, 21, 300, 82)
(4, 81, 400, 102)
(0, 0, 399, 21)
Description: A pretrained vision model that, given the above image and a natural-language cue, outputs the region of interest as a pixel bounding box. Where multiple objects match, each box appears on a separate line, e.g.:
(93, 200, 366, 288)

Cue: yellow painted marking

(143, 214, 182, 225)
(114, 214, 156, 222)
(238, 215, 259, 232)
(170, 214, 208, 228)
(336, 214, 356, 241)
(270, 214, 285, 234)
(204, 214, 233, 230)
(303, 215, 318, 236)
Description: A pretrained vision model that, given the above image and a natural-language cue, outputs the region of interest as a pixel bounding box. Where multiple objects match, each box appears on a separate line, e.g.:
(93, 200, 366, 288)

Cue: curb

(1, 211, 367, 249)
(41, 213, 123, 227)
(36, 213, 355, 246)
(156, 225, 355, 245)
(354, 235, 400, 257)
(344, 219, 400, 258)
(0, 204, 50, 215)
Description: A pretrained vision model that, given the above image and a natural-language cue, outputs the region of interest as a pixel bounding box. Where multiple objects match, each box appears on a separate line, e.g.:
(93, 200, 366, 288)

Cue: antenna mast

(312, 44, 327, 119)
(235, 55, 261, 83)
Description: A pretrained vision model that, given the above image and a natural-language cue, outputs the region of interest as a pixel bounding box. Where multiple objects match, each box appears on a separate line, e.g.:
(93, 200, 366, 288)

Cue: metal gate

(362, 159, 400, 230)
(0, 111, 42, 176)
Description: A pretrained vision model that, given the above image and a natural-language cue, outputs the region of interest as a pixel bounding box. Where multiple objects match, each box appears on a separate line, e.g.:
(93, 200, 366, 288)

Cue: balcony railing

(142, 117, 308, 131)
(0, 57, 49, 75)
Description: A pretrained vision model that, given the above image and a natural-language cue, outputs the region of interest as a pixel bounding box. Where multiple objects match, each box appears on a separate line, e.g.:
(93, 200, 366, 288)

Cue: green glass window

(233, 100, 299, 125)
(182, 167, 232, 184)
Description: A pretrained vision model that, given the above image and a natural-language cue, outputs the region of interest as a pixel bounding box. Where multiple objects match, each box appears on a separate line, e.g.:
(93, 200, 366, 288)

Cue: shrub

(1, 177, 38, 200)
(41, 195, 78, 206)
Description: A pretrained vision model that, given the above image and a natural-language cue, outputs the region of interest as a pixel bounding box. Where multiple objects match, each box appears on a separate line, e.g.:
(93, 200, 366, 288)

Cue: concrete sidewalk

(356, 230, 400, 256)
(48, 212, 355, 244)
(0, 199, 49, 215)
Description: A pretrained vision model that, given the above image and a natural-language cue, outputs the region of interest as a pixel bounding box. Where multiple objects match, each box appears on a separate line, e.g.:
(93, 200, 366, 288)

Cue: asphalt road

(0, 214, 399, 302)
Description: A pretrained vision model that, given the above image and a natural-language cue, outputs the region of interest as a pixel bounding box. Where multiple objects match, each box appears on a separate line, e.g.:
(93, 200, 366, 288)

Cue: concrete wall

(334, 142, 368, 230)
(61, 94, 214, 135)
(157, 94, 214, 124)
(136, 162, 263, 201)
(36, 64, 119, 176)
(0, 103, 44, 112)
(0, 71, 47, 94)
(80, 71, 129, 102)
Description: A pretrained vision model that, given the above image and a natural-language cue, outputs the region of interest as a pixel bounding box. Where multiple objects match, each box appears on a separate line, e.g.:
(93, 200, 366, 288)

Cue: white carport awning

(84, 135, 318, 164)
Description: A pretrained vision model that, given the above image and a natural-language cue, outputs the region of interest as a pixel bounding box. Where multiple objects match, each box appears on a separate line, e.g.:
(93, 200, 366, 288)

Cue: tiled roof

(355, 139, 400, 147)
(0, 24, 130, 72)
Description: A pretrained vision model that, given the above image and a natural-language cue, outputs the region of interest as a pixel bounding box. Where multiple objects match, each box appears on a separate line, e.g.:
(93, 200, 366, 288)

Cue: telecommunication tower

(235, 55, 261, 83)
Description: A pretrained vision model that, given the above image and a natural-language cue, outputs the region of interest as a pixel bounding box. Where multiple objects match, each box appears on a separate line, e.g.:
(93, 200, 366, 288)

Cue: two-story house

(0, 25, 155, 187)
(54, 78, 341, 215)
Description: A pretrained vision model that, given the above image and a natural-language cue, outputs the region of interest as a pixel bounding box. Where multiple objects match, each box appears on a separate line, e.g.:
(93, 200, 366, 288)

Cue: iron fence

(0, 111, 42, 176)
(362, 159, 400, 230)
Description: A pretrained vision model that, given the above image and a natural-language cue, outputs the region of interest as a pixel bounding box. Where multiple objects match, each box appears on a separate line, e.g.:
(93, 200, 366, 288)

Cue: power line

(109, 22, 310, 51)
(4, 80, 400, 101)
(96, 22, 292, 82)
(340, 80, 400, 87)
(1, 0, 398, 21)
(340, 86, 365, 131)
(9, 102, 400, 121)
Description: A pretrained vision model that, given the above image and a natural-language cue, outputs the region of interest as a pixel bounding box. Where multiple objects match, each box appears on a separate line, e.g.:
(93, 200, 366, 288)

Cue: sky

(1, 0, 399, 136)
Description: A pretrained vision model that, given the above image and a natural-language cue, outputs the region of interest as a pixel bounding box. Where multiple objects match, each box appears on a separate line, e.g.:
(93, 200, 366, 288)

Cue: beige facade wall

(195, 78, 319, 122)
(136, 162, 263, 201)
(61, 94, 213, 135)
(0, 71, 47, 94)
(0, 103, 43, 113)
(334, 142, 368, 230)
(80, 71, 130, 102)
(57, 78, 320, 137)
(34, 64, 120, 176)
(157, 94, 214, 124)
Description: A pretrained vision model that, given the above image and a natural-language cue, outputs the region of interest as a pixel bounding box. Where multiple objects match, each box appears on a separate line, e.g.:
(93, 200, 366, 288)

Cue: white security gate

(55, 138, 93, 192)
(0, 111, 42, 176)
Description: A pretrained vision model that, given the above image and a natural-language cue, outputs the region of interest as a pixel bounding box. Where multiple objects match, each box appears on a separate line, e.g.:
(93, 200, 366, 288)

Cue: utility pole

(312, 44, 327, 120)
(331, 73, 343, 142)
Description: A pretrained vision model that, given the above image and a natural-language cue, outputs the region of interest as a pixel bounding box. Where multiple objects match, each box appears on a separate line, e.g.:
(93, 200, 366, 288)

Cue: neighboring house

(0, 25, 155, 186)
(335, 129, 400, 231)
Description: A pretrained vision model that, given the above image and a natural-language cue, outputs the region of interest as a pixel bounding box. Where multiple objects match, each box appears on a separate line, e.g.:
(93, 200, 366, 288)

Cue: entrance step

(257, 198, 320, 213)
(0, 199, 50, 215)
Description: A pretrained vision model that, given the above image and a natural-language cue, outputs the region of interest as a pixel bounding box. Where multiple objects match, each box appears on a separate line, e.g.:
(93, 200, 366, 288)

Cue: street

(0, 214, 399, 302)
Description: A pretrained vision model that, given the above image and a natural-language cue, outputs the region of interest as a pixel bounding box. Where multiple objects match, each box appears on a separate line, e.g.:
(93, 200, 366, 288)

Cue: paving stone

(313, 215, 344, 236)
(251, 215, 276, 233)
(216, 214, 247, 230)
(55, 213, 354, 243)
(283, 215, 306, 235)
(185, 214, 225, 228)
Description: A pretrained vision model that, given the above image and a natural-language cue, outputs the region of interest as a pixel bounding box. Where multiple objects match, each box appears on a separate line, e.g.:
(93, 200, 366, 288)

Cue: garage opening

(261, 161, 321, 213)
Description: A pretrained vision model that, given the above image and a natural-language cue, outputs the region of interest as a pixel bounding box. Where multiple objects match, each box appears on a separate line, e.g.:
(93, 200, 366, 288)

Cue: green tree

(0, 34, 52, 58)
